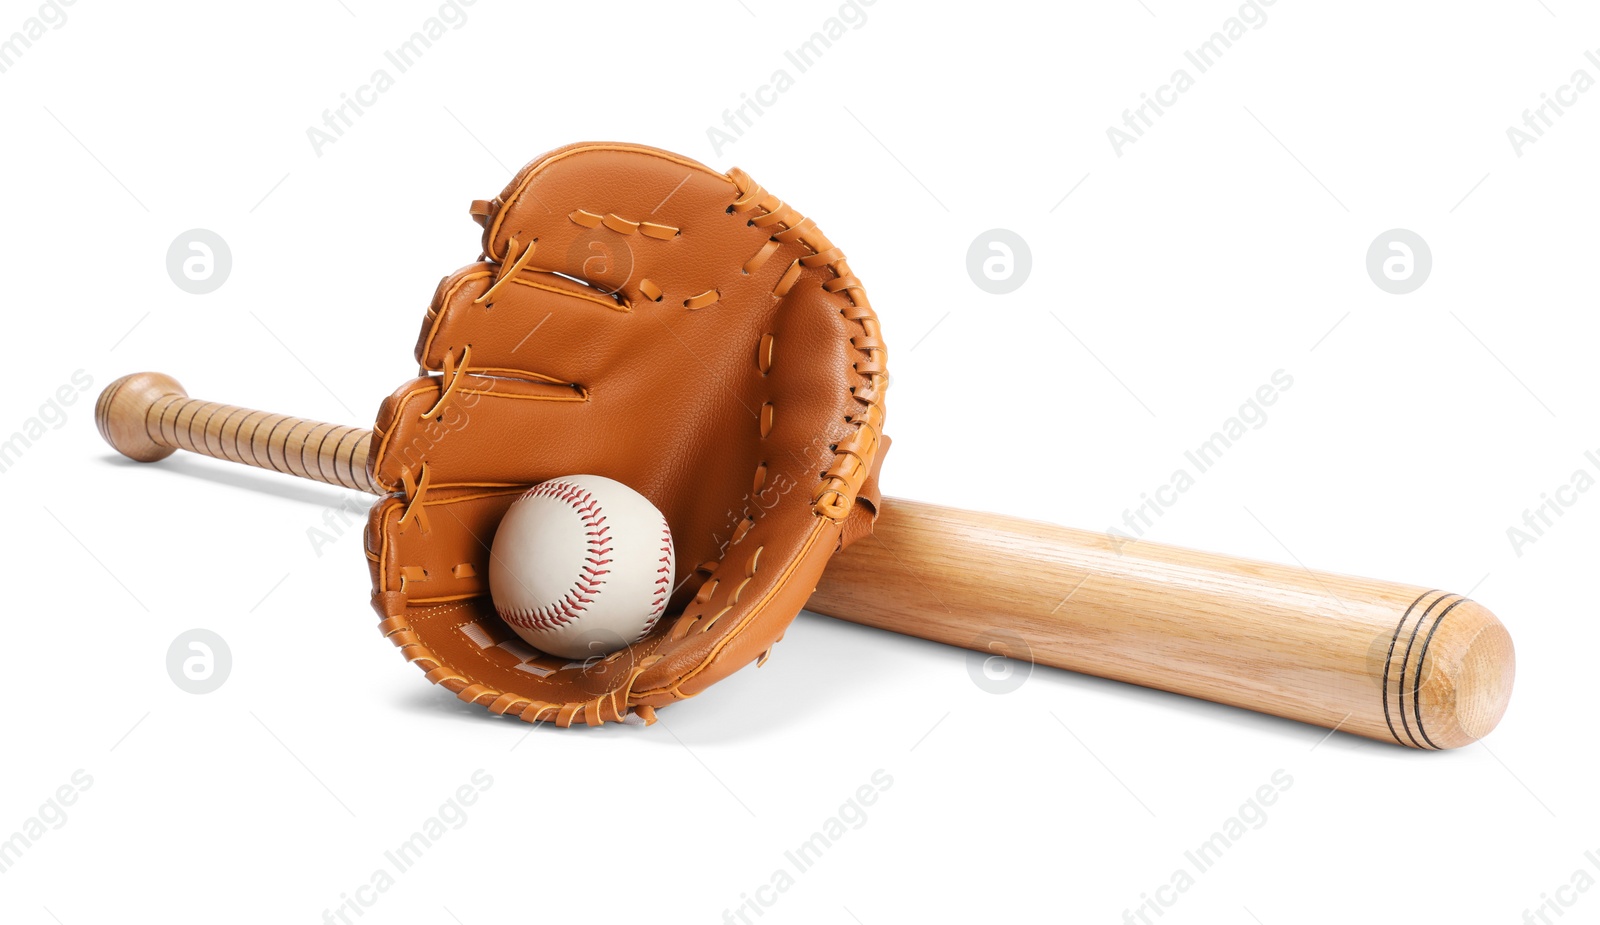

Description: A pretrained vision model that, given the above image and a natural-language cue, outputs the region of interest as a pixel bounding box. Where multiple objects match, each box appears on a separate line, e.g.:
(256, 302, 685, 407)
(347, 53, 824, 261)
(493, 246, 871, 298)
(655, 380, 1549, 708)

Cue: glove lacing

(727, 168, 886, 522)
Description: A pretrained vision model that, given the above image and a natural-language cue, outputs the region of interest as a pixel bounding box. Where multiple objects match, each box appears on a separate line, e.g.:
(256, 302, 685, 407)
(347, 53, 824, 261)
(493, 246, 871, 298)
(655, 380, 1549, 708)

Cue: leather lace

(398, 461, 432, 534)
(418, 343, 471, 421)
(726, 167, 886, 521)
(474, 236, 536, 306)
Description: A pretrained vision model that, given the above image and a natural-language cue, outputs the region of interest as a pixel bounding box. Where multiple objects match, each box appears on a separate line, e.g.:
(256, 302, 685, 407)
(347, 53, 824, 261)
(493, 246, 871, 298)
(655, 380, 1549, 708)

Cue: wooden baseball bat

(96, 372, 1514, 748)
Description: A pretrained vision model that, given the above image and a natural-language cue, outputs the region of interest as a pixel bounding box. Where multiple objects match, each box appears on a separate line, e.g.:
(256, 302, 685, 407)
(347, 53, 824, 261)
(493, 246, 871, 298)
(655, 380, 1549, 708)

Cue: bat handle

(95, 372, 380, 494)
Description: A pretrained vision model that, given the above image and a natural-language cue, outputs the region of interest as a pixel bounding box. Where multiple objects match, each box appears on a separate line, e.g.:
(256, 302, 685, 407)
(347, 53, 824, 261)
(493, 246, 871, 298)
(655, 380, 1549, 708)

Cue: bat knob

(96, 372, 186, 462)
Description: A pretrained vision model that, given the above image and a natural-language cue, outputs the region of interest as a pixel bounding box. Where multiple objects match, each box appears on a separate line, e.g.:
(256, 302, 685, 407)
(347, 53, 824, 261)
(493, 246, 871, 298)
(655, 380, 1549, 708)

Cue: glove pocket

(368, 486, 663, 726)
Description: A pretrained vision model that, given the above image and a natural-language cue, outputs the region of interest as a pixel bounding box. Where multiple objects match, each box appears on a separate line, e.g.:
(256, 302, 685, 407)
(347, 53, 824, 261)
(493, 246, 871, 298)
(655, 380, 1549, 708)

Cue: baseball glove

(363, 142, 888, 727)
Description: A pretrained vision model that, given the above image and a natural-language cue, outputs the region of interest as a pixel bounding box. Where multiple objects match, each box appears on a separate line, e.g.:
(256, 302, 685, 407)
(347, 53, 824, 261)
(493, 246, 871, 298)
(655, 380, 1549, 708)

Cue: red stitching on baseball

(639, 522, 674, 636)
(497, 480, 613, 633)
(495, 480, 672, 645)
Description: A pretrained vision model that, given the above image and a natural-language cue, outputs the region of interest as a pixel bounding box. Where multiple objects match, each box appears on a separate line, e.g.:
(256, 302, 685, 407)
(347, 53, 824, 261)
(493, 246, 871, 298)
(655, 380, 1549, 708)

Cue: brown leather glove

(363, 142, 888, 727)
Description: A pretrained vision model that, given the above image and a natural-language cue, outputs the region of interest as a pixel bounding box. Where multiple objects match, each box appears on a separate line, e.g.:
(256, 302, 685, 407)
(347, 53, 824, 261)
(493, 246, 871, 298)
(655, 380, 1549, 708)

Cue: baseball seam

(496, 480, 612, 632)
(639, 522, 674, 637)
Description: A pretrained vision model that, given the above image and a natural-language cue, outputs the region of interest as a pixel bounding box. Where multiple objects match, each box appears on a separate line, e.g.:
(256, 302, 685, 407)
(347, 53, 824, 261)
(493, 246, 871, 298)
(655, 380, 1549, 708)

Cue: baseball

(489, 475, 674, 660)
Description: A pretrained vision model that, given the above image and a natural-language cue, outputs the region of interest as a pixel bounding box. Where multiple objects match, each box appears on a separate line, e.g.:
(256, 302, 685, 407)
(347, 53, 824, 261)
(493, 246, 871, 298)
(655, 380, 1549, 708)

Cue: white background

(3, 1, 1596, 922)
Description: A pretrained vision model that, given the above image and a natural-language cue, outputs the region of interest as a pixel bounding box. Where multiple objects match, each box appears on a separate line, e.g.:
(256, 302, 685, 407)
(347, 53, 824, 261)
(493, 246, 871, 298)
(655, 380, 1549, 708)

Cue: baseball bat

(96, 372, 1514, 748)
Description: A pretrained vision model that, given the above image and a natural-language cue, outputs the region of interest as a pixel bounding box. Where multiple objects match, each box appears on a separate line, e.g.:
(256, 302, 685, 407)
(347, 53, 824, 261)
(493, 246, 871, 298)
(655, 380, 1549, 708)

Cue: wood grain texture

(96, 373, 1515, 748)
(809, 500, 1514, 749)
(97, 373, 377, 493)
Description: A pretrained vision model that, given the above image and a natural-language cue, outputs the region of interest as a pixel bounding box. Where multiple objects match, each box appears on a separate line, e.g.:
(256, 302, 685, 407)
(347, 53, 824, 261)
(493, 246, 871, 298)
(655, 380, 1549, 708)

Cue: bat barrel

(809, 500, 1515, 749)
(95, 372, 379, 494)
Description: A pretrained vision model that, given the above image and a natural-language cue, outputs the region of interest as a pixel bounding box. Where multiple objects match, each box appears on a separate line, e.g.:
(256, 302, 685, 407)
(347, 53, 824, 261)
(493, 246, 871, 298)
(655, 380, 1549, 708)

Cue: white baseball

(489, 475, 674, 660)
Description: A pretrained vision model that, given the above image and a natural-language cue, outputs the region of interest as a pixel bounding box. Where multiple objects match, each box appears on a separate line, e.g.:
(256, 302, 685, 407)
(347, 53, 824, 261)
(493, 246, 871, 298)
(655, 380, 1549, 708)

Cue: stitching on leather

(376, 597, 651, 727)
(474, 236, 537, 305)
(726, 167, 886, 521)
(758, 334, 774, 375)
(421, 270, 487, 362)
(507, 276, 627, 312)
(418, 344, 472, 420)
(494, 480, 614, 633)
(470, 366, 580, 388)
(468, 385, 585, 403)
(569, 208, 679, 239)
(684, 288, 720, 310)
(641, 519, 827, 699)
(372, 380, 586, 491)
(398, 462, 432, 534)
(691, 544, 761, 637)
(422, 263, 629, 376)
(487, 144, 720, 255)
